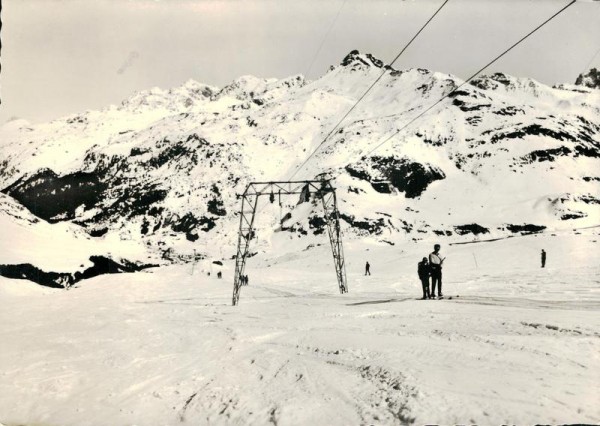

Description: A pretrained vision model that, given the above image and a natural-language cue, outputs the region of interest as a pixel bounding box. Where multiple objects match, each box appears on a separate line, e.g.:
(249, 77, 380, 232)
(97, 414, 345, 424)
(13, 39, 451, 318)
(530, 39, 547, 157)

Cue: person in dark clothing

(365, 262, 371, 276)
(417, 257, 431, 300)
(541, 249, 546, 268)
(429, 244, 445, 298)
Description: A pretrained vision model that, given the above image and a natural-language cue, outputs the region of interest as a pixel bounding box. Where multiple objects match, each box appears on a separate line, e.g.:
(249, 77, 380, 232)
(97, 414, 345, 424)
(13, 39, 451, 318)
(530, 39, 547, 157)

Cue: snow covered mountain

(1, 50, 599, 286)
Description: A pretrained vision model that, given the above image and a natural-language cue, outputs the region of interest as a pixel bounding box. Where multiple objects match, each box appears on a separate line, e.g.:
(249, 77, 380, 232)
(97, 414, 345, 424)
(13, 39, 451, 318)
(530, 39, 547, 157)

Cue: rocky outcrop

(2, 170, 107, 222)
(346, 156, 445, 198)
(0, 256, 156, 289)
(575, 68, 600, 89)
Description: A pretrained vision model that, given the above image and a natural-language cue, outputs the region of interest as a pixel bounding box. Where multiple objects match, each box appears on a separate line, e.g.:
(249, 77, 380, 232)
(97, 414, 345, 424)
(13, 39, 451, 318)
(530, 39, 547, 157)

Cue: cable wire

(361, 0, 577, 158)
(288, 0, 451, 180)
(304, 0, 348, 79)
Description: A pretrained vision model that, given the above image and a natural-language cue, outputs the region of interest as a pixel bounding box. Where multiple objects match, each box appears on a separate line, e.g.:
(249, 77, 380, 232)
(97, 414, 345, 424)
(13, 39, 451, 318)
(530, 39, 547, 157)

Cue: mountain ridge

(1, 50, 598, 286)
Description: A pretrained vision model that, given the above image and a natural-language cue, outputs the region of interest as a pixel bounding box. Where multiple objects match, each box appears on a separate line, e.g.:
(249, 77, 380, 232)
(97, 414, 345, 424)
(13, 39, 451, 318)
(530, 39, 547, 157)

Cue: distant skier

(217, 271, 222, 279)
(417, 257, 431, 300)
(365, 261, 371, 276)
(245, 275, 249, 286)
(541, 249, 546, 268)
(429, 244, 445, 298)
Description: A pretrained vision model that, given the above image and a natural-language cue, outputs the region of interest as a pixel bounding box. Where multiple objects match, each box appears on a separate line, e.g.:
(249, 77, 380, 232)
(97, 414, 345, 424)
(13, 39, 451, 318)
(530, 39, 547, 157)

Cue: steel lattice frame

(232, 180, 347, 306)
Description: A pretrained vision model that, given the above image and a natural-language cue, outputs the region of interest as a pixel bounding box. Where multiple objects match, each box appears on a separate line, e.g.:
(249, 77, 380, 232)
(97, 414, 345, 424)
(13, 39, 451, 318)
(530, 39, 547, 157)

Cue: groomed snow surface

(1, 232, 598, 425)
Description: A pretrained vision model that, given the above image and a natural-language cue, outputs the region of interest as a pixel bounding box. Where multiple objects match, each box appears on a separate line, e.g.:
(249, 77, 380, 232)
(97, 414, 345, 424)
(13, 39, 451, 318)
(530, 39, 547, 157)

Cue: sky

(0, 0, 599, 124)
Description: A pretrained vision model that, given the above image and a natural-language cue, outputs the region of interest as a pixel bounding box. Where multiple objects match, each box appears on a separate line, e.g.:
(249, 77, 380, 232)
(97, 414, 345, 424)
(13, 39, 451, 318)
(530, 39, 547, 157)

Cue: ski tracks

(175, 335, 421, 425)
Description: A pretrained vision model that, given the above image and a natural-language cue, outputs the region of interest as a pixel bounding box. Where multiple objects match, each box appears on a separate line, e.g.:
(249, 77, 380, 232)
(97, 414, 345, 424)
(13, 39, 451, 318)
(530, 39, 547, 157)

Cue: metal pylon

(319, 181, 347, 295)
(232, 180, 348, 306)
(232, 186, 258, 306)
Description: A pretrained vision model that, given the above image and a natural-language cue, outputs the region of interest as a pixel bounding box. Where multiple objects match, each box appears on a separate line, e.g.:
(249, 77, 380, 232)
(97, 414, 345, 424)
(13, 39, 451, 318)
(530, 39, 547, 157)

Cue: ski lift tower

(232, 179, 347, 306)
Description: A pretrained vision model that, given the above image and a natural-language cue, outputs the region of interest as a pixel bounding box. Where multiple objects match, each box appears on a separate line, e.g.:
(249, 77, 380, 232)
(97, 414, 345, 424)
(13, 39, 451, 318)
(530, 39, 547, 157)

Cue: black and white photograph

(0, 0, 599, 424)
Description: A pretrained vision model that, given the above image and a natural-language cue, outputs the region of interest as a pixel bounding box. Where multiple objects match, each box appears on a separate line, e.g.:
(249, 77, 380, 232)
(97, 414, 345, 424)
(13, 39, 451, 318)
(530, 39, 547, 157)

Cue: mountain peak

(575, 68, 600, 89)
(119, 79, 215, 111)
(340, 50, 386, 69)
(469, 73, 545, 95)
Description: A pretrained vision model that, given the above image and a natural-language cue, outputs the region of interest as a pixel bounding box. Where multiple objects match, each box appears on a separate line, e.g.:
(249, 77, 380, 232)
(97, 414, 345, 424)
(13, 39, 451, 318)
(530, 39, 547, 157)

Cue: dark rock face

(89, 228, 109, 237)
(385, 159, 445, 198)
(452, 97, 491, 113)
(561, 212, 586, 220)
(0, 263, 68, 288)
(575, 68, 600, 89)
(454, 224, 489, 236)
(308, 215, 327, 235)
(0, 256, 156, 288)
(491, 124, 576, 144)
(207, 184, 227, 216)
(74, 256, 153, 282)
(346, 156, 445, 198)
(469, 73, 513, 90)
(340, 50, 385, 69)
(339, 213, 386, 235)
(77, 133, 229, 241)
(95, 184, 168, 222)
(493, 106, 524, 116)
(505, 224, 546, 234)
(2, 169, 107, 222)
(170, 212, 217, 240)
(578, 194, 600, 205)
(520, 147, 572, 163)
(147, 139, 200, 169)
(345, 166, 370, 182)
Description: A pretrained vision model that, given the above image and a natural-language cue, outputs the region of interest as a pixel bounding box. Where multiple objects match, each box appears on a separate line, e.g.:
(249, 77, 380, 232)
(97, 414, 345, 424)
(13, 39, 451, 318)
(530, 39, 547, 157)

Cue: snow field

(0, 232, 598, 425)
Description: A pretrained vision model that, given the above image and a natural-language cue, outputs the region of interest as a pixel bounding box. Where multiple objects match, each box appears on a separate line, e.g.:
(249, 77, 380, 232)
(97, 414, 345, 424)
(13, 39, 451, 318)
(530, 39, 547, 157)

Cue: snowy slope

(0, 232, 598, 425)
(0, 193, 149, 271)
(1, 51, 599, 283)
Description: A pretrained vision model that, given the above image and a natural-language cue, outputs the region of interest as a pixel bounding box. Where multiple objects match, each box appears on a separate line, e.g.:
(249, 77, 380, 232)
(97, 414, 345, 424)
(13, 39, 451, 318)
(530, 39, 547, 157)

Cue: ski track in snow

(0, 233, 599, 425)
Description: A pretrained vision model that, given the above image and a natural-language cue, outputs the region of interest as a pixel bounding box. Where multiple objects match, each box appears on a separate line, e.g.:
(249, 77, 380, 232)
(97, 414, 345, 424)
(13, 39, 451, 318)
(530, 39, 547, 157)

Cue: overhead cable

(288, 0, 451, 180)
(361, 0, 577, 158)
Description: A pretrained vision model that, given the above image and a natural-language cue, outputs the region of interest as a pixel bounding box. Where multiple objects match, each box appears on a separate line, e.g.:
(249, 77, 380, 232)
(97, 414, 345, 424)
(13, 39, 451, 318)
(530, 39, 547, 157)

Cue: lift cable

(304, 0, 348, 79)
(359, 0, 577, 158)
(254, 0, 575, 235)
(288, 0, 451, 180)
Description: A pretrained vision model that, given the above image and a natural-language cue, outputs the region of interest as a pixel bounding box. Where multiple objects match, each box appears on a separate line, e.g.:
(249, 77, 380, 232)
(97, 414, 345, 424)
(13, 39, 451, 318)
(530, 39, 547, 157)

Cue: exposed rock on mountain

(345, 156, 445, 198)
(1, 50, 599, 286)
(575, 68, 600, 89)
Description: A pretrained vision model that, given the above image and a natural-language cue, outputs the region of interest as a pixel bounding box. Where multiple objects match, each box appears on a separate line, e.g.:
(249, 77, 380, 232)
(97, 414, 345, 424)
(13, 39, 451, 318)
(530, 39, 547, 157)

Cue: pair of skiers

(240, 275, 249, 286)
(418, 244, 445, 299)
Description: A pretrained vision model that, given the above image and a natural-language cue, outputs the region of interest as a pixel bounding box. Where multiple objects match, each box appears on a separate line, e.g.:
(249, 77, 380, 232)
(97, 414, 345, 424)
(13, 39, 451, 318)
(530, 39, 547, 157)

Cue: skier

(417, 257, 430, 300)
(217, 271, 222, 279)
(429, 244, 445, 298)
(365, 261, 371, 276)
(541, 249, 546, 268)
